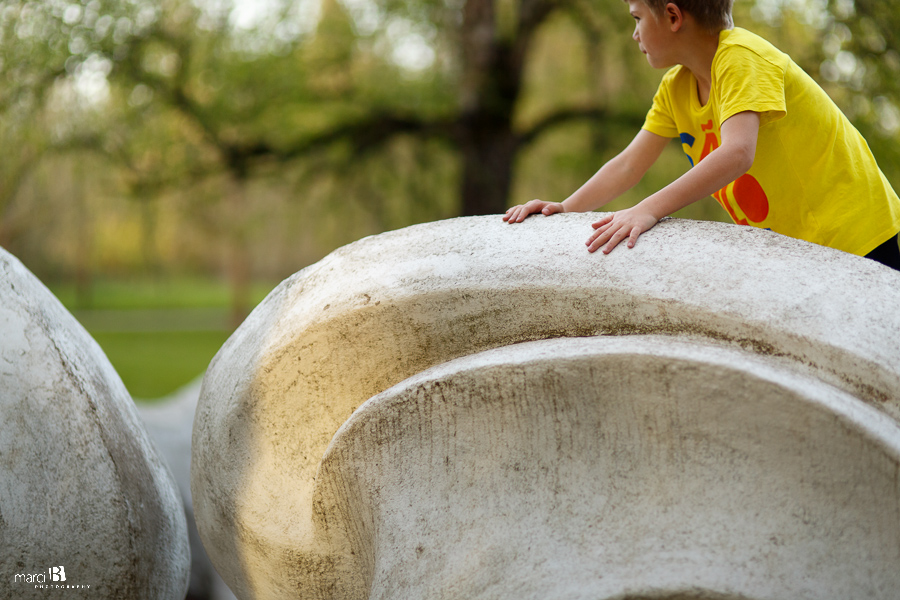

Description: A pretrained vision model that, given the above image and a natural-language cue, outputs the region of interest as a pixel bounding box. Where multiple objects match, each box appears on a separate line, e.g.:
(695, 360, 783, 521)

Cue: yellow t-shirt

(642, 27, 900, 256)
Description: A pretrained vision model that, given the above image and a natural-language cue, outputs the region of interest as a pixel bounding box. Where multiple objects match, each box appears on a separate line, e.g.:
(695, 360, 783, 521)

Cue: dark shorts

(865, 232, 900, 271)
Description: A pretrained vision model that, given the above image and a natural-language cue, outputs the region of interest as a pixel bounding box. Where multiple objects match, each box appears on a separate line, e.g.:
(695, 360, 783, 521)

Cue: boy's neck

(678, 28, 724, 106)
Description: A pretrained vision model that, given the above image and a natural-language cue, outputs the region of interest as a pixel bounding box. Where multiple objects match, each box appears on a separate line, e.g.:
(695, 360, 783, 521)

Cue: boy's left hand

(586, 207, 659, 254)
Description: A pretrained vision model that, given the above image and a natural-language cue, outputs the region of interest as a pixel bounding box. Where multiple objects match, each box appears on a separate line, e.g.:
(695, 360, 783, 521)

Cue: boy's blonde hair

(639, 0, 734, 33)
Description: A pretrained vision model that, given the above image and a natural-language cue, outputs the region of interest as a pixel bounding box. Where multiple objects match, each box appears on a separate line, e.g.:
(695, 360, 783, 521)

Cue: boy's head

(634, 0, 734, 33)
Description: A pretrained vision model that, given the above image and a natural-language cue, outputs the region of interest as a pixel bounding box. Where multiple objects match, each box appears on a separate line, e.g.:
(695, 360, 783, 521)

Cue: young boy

(503, 0, 900, 271)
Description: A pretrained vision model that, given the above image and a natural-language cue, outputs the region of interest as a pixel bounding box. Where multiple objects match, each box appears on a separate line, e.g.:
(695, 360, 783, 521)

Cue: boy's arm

(587, 111, 761, 253)
(503, 129, 670, 223)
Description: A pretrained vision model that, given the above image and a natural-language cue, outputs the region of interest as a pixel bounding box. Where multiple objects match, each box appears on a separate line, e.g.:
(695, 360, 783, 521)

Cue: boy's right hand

(503, 200, 565, 223)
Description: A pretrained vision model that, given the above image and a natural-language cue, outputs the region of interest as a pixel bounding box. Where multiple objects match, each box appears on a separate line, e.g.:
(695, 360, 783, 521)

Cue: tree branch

(514, 0, 566, 58)
(0, 65, 67, 114)
(269, 113, 459, 164)
(517, 0, 562, 40)
(516, 106, 646, 148)
(119, 28, 225, 153)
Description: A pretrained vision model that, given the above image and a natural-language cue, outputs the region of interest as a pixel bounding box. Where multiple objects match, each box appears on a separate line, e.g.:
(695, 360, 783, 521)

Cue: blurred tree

(0, 0, 56, 248)
(1, 0, 650, 320)
(10, 0, 647, 218)
(0, 118, 44, 248)
(2, 0, 898, 311)
(289, 0, 651, 216)
(827, 0, 900, 184)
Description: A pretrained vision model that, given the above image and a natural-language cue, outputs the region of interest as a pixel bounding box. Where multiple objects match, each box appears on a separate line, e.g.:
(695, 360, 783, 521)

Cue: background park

(2, 0, 898, 400)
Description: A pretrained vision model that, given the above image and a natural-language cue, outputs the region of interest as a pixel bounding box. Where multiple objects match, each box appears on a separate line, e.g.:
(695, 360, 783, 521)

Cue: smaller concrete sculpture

(0, 248, 190, 599)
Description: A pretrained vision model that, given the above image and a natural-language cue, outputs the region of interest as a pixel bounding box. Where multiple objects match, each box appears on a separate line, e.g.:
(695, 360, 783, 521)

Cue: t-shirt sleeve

(715, 44, 787, 127)
(642, 70, 680, 139)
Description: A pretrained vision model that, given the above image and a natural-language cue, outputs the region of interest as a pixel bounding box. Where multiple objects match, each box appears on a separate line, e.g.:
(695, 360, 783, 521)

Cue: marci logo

(13, 566, 66, 584)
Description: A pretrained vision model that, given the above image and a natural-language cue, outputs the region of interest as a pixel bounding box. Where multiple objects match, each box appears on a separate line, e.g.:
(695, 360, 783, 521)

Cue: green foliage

(3, 0, 899, 283)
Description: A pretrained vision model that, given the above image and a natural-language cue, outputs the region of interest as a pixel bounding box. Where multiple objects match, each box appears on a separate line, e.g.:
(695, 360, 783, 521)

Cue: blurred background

(2, 0, 899, 401)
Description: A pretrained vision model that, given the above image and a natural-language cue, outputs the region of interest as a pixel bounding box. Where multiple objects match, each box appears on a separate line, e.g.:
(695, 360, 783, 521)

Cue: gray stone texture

(0, 248, 190, 599)
(192, 215, 900, 600)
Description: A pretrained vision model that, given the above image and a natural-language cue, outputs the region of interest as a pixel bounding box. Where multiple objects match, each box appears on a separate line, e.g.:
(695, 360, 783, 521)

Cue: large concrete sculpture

(0, 248, 190, 599)
(192, 215, 900, 599)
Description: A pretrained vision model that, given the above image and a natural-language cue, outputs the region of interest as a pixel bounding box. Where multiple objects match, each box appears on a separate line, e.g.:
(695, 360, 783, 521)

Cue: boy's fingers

(502, 205, 520, 221)
(591, 215, 613, 229)
(587, 226, 613, 253)
(627, 226, 641, 248)
(505, 201, 542, 223)
(587, 219, 614, 245)
(602, 229, 628, 254)
(542, 203, 562, 215)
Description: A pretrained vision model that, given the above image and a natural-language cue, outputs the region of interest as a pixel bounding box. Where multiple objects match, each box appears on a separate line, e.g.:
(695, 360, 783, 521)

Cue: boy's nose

(632, 27, 639, 41)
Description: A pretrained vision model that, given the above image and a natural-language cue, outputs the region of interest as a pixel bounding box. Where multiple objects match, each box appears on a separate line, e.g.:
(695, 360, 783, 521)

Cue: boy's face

(628, 0, 677, 69)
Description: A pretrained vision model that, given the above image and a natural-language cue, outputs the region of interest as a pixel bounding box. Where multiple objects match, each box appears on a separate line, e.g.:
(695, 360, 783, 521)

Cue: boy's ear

(664, 2, 685, 32)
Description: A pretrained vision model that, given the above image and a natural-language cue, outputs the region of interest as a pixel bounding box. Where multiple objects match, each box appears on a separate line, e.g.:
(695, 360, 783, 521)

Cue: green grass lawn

(50, 277, 275, 310)
(91, 330, 233, 400)
(47, 277, 276, 401)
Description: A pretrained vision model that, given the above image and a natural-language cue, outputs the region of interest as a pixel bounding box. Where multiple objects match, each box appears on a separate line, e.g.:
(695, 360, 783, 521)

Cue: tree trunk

(225, 175, 252, 329)
(72, 158, 93, 309)
(227, 237, 251, 329)
(457, 0, 523, 216)
(460, 126, 517, 216)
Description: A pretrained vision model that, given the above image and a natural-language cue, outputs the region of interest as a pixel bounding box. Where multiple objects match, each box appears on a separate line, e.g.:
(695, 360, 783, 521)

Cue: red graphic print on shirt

(697, 120, 770, 225)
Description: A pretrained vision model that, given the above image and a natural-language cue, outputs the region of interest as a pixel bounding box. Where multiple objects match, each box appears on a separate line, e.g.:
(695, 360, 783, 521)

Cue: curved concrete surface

(0, 248, 190, 599)
(321, 337, 900, 599)
(192, 215, 900, 599)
